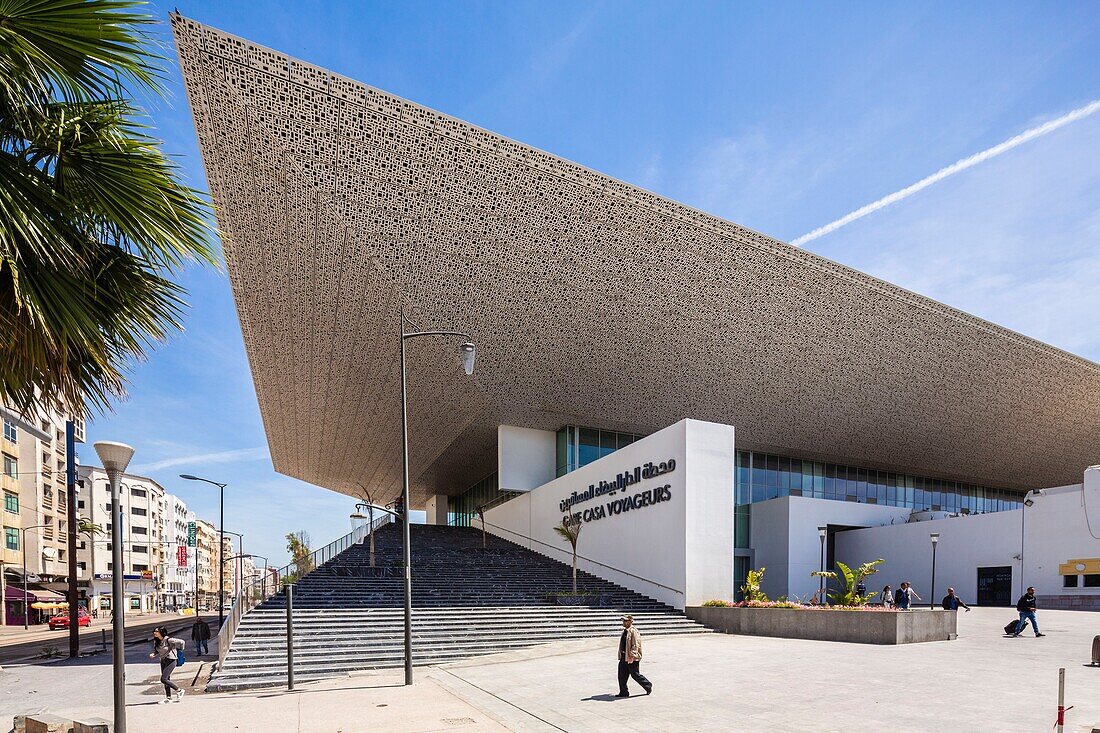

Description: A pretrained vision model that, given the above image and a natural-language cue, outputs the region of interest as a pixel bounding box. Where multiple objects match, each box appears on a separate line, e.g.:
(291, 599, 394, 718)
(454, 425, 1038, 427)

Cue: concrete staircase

(209, 524, 706, 690)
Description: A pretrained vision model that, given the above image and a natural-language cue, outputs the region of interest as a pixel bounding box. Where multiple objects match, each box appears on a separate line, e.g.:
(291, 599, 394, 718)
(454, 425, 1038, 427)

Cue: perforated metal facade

(171, 15, 1100, 506)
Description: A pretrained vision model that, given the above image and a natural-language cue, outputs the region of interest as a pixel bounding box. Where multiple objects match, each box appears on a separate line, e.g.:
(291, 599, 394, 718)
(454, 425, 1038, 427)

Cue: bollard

(100, 629, 107, 653)
(286, 583, 295, 691)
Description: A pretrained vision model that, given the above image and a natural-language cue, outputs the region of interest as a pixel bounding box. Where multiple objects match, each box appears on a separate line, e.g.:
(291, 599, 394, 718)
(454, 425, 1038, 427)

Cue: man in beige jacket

(616, 614, 652, 697)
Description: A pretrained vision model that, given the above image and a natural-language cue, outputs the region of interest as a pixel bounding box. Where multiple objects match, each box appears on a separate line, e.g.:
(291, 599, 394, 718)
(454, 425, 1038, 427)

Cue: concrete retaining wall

(686, 606, 957, 645)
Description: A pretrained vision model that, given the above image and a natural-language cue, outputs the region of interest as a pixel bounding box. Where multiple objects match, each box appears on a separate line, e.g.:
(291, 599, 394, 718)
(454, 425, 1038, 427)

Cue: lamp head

(350, 512, 368, 520)
(817, 525, 827, 538)
(458, 341, 476, 376)
(930, 532, 940, 545)
(179, 474, 199, 481)
(94, 441, 135, 474)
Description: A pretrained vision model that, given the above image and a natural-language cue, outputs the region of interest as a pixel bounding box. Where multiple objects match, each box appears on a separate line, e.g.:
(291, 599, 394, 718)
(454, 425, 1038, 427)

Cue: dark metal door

(977, 566, 1013, 606)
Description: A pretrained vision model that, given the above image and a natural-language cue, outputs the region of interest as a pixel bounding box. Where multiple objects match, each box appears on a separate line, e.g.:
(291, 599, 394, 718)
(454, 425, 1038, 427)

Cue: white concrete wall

(497, 425, 557, 492)
(834, 470, 1100, 606)
(425, 494, 448, 525)
(484, 419, 735, 609)
(750, 496, 908, 600)
(834, 510, 1018, 605)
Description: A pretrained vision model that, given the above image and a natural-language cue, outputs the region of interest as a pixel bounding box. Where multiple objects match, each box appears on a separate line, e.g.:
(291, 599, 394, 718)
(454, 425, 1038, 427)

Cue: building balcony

(1, 473, 18, 493)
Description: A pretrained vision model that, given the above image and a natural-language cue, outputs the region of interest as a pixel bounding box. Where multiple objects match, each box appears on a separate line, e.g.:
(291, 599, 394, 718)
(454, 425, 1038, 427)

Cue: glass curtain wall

(734, 450, 1021, 514)
(447, 472, 512, 527)
(556, 426, 646, 477)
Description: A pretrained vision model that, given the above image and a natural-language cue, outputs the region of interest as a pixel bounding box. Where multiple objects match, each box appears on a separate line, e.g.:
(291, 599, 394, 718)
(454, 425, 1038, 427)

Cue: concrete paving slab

(435, 607, 1100, 732)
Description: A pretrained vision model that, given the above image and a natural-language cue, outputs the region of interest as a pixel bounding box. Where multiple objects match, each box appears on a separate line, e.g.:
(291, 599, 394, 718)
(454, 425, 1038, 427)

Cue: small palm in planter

(811, 559, 885, 606)
(553, 516, 584, 594)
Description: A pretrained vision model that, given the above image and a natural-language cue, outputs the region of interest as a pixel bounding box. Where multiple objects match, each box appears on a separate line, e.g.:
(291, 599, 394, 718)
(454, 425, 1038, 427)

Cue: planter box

(686, 606, 957, 645)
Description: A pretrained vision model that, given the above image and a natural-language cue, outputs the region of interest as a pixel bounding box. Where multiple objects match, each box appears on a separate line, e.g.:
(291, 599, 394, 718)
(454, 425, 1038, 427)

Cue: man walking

(941, 588, 971, 612)
(616, 615, 652, 698)
(1013, 587, 1045, 637)
(894, 582, 921, 610)
(191, 616, 212, 655)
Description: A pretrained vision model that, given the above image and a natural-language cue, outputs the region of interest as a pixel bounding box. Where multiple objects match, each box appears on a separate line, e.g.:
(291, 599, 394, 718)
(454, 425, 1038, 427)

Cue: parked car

(49, 609, 91, 630)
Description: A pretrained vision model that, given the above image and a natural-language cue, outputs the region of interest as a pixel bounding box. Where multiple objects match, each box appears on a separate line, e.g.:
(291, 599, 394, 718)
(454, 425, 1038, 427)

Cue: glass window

(5, 527, 17, 550)
(555, 428, 569, 478)
(132, 526, 147, 535)
(3, 491, 17, 514)
(578, 428, 599, 467)
(2, 420, 15, 443)
(133, 546, 148, 554)
(599, 430, 616, 459)
(131, 487, 147, 498)
(131, 507, 146, 516)
(2, 455, 16, 478)
(1063, 574, 1079, 588)
(1084, 574, 1100, 588)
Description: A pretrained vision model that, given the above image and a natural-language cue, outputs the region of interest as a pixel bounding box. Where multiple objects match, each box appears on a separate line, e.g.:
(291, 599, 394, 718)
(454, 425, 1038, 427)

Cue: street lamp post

(179, 474, 228, 628)
(20, 524, 49, 629)
(817, 526, 827, 604)
(94, 441, 135, 733)
(352, 502, 399, 569)
(398, 311, 476, 686)
(929, 532, 940, 610)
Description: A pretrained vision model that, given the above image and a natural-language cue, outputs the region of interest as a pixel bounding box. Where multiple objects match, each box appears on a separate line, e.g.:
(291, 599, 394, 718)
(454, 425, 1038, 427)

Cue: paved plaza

(2, 607, 1097, 732)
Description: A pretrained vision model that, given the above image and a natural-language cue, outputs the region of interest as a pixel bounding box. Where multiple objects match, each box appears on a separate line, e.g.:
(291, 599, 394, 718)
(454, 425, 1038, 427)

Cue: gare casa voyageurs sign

(559, 459, 675, 523)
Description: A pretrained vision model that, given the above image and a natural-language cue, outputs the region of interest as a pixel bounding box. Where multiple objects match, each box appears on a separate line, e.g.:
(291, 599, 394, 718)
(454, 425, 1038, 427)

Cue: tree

(285, 531, 313, 579)
(553, 516, 583, 594)
(77, 516, 102, 537)
(0, 0, 217, 416)
(811, 558, 885, 606)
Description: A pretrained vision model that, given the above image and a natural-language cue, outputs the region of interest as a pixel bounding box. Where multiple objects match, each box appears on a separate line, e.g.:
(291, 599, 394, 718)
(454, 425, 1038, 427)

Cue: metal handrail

(477, 517, 684, 597)
(215, 513, 391, 667)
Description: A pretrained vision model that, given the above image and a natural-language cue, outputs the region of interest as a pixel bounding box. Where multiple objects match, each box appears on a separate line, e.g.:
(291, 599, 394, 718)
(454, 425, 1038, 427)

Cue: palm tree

(553, 516, 583, 594)
(1, 0, 217, 416)
(77, 516, 102, 537)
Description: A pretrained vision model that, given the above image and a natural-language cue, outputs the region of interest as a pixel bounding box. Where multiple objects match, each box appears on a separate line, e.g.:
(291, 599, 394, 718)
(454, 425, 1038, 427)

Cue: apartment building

(17, 409, 84, 586)
(77, 466, 167, 615)
(162, 497, 194, 609)
(195, 519, 219, 608)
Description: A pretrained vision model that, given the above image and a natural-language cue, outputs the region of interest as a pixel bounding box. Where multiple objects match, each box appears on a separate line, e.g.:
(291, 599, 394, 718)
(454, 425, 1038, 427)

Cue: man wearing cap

(616, 614, 652, 697)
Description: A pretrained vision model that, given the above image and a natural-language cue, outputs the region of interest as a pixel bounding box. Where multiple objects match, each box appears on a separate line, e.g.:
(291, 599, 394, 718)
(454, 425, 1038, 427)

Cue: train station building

(172, 15, 1100, 612)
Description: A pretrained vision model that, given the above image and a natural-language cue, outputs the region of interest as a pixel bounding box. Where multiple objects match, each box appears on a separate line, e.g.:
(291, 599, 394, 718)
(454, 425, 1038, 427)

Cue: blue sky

(82, 1, 1100, 568)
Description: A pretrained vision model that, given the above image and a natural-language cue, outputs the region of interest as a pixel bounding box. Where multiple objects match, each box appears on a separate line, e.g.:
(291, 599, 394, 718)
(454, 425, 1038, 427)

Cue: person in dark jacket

(1012, 587, 1045, 637)
(941, 588, 971, 611)
(191, 617, 211, 655)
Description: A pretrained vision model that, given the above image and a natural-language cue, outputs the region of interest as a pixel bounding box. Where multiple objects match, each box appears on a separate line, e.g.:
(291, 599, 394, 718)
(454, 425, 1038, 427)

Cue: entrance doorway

(977, 566, 1013, 606)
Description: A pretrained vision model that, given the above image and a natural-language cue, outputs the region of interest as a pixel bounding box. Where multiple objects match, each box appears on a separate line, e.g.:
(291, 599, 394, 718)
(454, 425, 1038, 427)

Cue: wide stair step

(208, 524, 708, 691)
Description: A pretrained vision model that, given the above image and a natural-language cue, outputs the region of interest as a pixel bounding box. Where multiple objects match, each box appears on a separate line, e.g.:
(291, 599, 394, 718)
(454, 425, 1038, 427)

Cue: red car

(48, 609, 91, 630)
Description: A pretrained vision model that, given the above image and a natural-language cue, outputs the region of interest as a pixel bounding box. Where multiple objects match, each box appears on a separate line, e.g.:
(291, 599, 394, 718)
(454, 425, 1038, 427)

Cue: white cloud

(814, 110, 1100, 362)
(792, 98, 1100, 246)
(130, 446, 270, 474)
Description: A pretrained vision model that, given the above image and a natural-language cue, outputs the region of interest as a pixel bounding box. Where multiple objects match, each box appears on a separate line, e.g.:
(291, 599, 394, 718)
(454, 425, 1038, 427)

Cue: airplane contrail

(790, 99, 1100, 247)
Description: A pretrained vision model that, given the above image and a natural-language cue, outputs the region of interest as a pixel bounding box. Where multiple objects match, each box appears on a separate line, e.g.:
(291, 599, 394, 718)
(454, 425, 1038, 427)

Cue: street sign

(187, 521, 197, 547)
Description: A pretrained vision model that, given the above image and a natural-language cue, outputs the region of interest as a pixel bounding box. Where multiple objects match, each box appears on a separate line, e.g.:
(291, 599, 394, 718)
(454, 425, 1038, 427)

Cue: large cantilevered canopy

(172, 15, 1100, 504)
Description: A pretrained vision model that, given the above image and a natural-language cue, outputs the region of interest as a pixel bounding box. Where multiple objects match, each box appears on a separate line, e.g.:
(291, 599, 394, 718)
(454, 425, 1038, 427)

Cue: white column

(425, 495, 449, 525)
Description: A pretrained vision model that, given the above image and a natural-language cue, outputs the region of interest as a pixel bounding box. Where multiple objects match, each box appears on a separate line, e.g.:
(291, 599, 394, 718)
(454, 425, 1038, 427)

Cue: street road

(0, 614, 201, 666)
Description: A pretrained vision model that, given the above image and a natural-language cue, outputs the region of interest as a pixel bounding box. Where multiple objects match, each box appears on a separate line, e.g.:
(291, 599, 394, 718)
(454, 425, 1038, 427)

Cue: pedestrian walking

(941, 587, 971, 612)
(894, 582, 921, 610)
(1012, 587, 1045, 637)
(191, 616, 211, 655)
(615, 614, 652, 698)
(150, 626, 186, 703)
(881, 585, 894, 608)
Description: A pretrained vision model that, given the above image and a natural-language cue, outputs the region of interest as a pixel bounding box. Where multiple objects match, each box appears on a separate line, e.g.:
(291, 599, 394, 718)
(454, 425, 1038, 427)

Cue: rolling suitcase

(1004, 618, 1024, 635)
(1091, 635, 1100, 665)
